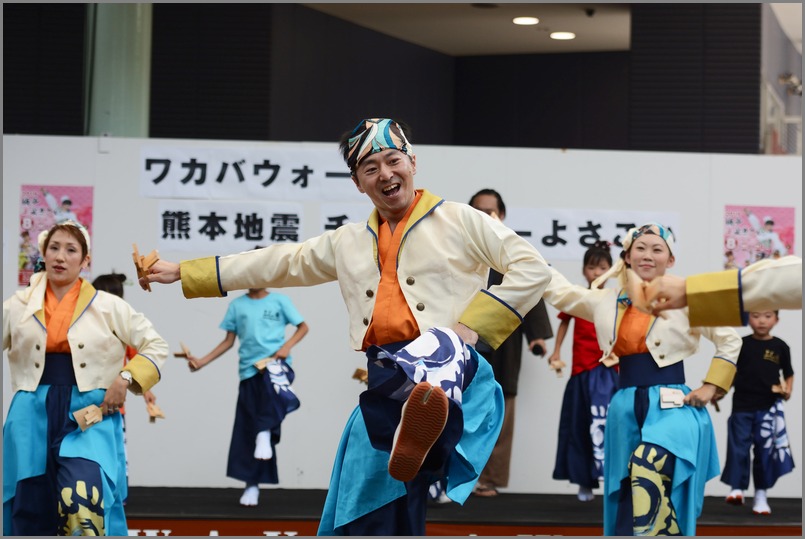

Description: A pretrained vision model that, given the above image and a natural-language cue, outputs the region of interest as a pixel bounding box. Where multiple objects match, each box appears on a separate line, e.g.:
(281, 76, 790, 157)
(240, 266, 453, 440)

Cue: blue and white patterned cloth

(721, 399, 795, 490)
(265, 359, 300, 414)
(375, 327, 470, 405)
(761, 400, 794, 473)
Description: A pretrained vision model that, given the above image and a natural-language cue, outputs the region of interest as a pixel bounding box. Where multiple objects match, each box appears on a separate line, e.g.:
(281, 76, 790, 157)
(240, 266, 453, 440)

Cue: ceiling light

(512, 16, 539, 25)
(550, 31, 576, 40)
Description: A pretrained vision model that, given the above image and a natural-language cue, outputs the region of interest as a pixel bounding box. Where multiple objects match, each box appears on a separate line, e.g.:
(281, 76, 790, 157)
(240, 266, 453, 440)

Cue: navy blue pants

(339, 473, 432, 535)
(227, 372, 284, 485)
(9, 383, 106, 536)
(553, 365, 618, 489)
(345, 341, 477, 535)
(721, 408, 795, 490)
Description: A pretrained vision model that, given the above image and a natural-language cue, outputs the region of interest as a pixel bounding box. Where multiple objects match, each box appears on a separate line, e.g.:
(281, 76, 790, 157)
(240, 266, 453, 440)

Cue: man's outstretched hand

(642, 274, 688, 316)
(138, 260, 181, 291)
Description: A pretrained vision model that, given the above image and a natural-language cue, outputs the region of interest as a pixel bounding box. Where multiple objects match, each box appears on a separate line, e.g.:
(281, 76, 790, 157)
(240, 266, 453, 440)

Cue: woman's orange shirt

(44, 280, 82, 353)
(611, 306, 651, 357)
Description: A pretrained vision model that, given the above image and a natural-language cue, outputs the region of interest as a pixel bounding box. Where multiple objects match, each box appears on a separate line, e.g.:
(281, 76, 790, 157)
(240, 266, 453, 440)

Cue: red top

(558, 311, 604, 376)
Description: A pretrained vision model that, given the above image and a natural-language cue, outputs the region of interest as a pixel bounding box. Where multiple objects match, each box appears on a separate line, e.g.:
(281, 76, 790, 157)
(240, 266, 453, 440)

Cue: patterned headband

(590, 222, 674, 290)
(38, 220, 91, 255)
(624, 222, 675, 255)
(346, 118, 413, 172)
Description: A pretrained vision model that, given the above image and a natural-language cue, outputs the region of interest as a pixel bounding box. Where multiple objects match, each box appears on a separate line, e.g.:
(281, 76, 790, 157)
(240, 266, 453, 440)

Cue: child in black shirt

(720, 310, 795, 515)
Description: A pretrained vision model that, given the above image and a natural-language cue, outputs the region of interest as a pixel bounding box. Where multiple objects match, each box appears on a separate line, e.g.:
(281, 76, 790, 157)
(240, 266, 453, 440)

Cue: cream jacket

(3, 272, 168, 395)
(179, 190, 552, 350)
(542, 267, 741, 391)
(687, 255, 802, 327)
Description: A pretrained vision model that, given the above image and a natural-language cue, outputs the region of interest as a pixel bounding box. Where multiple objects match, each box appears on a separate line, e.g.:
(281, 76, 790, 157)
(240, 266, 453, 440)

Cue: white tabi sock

(254, 430, 273, 460)
(240, 485, 259, 506)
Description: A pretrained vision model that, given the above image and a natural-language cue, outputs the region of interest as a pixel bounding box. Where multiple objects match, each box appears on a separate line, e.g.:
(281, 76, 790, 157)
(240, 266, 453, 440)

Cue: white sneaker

(753, 490, 771, 515)
(577, 486, 594, 502)
(239, 485, 259, 506)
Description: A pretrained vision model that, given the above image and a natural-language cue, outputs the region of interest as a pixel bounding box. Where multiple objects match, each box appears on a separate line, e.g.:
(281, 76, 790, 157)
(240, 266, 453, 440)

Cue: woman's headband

(37, 220, 91, 255)
(622, 222, 675, 255)
(590, 222, 674, 290)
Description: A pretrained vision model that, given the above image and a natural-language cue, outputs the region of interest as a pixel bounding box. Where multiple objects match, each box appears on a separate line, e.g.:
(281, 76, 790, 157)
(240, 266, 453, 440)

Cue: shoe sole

(725, 496, 744, 506)
(388, 382, 448, 482)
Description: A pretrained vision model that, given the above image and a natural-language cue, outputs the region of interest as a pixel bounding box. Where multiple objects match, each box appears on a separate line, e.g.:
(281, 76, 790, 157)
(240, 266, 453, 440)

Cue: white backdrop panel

(3, 135, 801, 498)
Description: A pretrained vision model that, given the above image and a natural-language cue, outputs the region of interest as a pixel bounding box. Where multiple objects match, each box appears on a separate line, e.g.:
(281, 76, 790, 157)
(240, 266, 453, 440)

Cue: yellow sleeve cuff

(459, 291, 522, 349)
(687, 270, 743, 327)
(180, 257, 226, 299)
(703, 357, 737, 392)
(124, 354, 161, 395)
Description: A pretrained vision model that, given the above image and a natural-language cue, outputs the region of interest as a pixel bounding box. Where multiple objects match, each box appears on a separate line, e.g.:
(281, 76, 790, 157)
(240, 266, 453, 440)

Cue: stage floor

(125, 487, 802, 536)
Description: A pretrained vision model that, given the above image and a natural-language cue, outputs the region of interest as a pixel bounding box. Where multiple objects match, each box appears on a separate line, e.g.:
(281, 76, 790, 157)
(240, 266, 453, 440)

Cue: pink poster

(18, 185, 94, 286)
(723, 205, 795, 269)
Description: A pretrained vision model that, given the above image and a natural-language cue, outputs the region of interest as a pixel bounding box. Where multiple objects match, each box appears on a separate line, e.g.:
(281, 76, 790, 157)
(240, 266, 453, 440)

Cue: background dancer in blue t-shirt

(185, 285, 308, 507)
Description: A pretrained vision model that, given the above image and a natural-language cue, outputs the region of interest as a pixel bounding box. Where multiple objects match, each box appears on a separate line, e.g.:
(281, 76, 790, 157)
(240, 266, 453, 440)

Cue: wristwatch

(119, 371, 133, 386)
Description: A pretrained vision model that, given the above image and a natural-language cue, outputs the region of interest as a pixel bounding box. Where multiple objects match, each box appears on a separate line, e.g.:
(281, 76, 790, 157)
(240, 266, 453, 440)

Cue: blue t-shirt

(220, 291, 305, 381)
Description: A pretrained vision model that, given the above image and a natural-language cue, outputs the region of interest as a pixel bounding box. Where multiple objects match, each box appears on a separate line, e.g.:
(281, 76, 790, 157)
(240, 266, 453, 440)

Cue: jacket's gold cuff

(180, 257, 225, 299)
(687, 270, 742, 327)
(124, 355, 161, 395)
(703, 357, 737, 393)
(459, 292, 522, 349)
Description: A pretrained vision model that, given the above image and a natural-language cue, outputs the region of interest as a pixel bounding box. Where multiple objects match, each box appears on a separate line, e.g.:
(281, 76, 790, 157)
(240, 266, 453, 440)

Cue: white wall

(3, 135, 801, 498)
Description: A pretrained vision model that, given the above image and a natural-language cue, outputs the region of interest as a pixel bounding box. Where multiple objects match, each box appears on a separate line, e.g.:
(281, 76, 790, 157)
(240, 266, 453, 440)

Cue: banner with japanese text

(141, 144, 363, 202)
(723, 205, 796, 268)
(158, 199, 680, 260)
(156, 200, 304, 253)
(19, 185, 94, 286)
(505, 208, 680, 261)
(319, 202, 374, 232)
(320, 205, 681, 262)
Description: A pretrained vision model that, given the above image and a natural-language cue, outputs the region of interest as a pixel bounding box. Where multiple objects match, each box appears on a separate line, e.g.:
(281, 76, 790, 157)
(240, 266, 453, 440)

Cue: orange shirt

(44, 279, 82, 353)
(362, 191, 422, 349)
(611, 306, 651, 357)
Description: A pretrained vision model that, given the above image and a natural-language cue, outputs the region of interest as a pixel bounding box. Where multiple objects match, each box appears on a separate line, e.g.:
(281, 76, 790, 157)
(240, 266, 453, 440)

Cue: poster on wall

(18, 185, 94, 286)
(723, 205, 795, 269)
